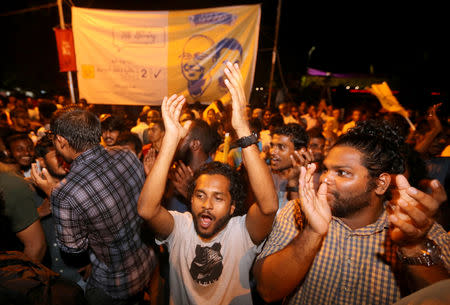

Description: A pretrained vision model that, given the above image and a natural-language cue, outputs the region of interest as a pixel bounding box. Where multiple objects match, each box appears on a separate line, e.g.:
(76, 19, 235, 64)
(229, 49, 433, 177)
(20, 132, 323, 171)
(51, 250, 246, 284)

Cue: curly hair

(187, 161, 246, 215)
(333, 119, 405, 177)
(273, 123, 309, 150)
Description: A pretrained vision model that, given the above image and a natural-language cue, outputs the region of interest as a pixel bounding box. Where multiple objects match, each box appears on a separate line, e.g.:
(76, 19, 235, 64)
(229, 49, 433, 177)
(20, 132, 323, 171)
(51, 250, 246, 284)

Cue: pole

(57, 0, 76, 104)
(267, 0, 282, 109)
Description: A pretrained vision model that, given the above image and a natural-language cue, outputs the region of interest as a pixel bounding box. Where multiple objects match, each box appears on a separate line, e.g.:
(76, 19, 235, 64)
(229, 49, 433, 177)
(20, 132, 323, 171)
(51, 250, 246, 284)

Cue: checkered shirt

(51, 145, 155, 299)
(258, 200, 450, 305)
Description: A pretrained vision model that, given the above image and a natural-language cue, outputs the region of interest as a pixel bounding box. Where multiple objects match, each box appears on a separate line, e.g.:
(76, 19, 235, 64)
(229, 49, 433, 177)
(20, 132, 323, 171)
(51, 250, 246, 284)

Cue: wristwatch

(236, 132, 258, 148)
(397, 238, 443, 267)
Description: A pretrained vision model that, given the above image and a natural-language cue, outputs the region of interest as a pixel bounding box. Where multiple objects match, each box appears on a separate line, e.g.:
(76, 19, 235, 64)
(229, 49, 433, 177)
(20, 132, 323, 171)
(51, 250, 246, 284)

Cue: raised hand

(426, 103, 443, 133)
(223, 62, 249, 136)
(161, 94, 191, 142)
(288, 148, 314, 178)
(169, 160, 194, 199)
(298, 163, 331, 236)
(388, 174, 442, 245)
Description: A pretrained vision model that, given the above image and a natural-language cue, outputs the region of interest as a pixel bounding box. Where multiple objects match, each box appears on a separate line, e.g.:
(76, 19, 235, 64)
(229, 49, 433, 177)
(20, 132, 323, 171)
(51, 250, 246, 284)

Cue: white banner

(72, 5, 261, 105)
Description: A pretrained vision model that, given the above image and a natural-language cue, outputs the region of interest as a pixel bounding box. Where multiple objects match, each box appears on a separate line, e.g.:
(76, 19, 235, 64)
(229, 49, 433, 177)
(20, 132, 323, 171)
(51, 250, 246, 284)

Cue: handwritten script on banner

(72, 5, 260, 105)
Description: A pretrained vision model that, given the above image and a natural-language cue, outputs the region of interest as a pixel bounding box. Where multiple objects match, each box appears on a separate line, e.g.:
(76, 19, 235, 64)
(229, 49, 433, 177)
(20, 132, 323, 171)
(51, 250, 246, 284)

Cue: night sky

(1, 0, 449, 112)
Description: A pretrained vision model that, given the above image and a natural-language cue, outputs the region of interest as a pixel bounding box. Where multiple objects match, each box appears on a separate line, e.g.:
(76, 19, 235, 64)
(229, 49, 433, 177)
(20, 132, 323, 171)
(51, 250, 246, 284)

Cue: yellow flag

(368, 82, 415, 130)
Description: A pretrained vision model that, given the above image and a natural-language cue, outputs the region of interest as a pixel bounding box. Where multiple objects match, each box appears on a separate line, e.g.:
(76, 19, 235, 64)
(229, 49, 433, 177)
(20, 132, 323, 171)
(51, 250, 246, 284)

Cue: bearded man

(253, 119, 450, 305)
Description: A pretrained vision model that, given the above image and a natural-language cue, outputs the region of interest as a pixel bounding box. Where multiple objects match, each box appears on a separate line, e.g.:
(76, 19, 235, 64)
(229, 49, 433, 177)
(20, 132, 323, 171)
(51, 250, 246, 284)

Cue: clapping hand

(169, 160, 194, 199)
(287, 148, 314, 182)
(161, 94, 191, 142)
(223, 62, 250, 136)
(30, 163, 58, 197)
(388, 174, 442, 245)
(298, 164, 331, 236)
(143, 148, 157, 176)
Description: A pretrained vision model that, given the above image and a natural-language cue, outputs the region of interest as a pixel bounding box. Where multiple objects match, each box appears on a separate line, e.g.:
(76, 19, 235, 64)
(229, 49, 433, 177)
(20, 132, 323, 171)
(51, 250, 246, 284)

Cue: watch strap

(397, 239, 443, 267)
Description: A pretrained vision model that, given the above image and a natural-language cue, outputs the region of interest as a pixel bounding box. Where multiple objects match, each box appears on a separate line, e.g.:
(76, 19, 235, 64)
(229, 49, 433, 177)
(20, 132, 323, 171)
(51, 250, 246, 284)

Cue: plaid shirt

(51, 145, 155, 299)
(258, 200, 450, 305)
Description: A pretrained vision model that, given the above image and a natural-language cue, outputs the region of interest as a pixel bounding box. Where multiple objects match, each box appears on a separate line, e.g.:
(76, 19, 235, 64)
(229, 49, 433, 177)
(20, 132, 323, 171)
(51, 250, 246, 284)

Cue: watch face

(425, 239, 442, 260)
(400, 239, 443, 266)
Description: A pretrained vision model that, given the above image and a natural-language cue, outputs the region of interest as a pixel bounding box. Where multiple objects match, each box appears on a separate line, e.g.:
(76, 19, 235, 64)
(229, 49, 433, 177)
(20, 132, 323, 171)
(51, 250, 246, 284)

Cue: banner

(53, 27, 77, 72)
(72, 5, 260, 105)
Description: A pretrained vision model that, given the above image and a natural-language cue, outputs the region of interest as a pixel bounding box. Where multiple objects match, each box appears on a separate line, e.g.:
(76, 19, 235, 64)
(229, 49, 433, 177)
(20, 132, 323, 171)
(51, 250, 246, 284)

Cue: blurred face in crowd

(207, 109, 216, 124)
(320, 145, 376, 218)
(102, 129, 120, 146)
(147, 110, 161, 124)
(180, 112, 194, 126)
(191, 174, 235, 241)
(299, 101, 307, 114)
(12, 111, 30, 131)
(428, 132, 447, 157)
(252, 108, 263, 120)
(352, 110, 361, 122)
(263, 110, 271, 126)
(57, 95, 66, 105)
(270, 134, 295, 172)
(332, 109, 340, 120)
(290, 106, 299, 119)
(147, 122, 165, 144)
(278, 103, 289, 116)
(308, 137, 326, 163)
(41, 148, 68, 179)
(10, 138, 34, 168)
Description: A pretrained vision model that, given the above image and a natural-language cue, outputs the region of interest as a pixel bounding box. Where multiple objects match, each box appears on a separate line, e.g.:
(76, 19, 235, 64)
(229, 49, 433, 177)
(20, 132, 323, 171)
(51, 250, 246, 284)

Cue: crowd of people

(0, 62, 449, 305)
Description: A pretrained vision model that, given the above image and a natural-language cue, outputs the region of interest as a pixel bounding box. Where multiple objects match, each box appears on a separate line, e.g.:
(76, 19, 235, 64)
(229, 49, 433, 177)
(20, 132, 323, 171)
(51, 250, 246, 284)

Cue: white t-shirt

(156, 211, 262, 305)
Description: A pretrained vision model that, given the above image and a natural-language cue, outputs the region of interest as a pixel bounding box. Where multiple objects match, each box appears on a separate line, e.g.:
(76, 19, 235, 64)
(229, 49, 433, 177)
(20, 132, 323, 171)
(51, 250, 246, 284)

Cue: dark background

(1, 0, 448, 112)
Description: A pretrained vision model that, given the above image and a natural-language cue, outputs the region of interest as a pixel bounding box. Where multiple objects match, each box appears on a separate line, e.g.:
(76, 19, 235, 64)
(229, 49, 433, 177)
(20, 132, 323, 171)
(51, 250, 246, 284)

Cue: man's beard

(104, 138, 115, 146)
(193, 212, 232, 240)
(45, 165, 66, 180)
(329, 180, 376, 218)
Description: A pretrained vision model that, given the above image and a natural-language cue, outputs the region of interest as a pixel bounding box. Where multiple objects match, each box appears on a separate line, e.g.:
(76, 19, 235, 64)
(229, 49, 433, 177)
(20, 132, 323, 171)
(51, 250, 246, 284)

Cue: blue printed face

(181, 36, 215, 82)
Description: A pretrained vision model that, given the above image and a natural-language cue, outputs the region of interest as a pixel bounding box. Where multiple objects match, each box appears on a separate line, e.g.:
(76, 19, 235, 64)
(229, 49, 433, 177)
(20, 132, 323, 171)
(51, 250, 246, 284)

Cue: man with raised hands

(138, 62, 278, 305)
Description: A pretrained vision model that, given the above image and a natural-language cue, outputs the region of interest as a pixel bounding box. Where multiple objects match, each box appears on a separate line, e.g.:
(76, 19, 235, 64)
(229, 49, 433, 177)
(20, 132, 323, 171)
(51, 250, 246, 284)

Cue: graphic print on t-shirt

(189, 242, 223, 285)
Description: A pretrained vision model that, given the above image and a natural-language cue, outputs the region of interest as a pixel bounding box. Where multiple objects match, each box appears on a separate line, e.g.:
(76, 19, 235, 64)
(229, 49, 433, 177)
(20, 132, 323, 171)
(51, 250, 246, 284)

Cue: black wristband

(236, 132, 258, 148)
(286, 186, 299, 192)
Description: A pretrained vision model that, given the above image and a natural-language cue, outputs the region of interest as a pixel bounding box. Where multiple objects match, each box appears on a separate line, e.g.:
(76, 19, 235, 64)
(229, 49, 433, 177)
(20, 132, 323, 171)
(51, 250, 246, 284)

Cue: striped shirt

(51, 145, 155, 299)
(258, 200, 450, 305)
